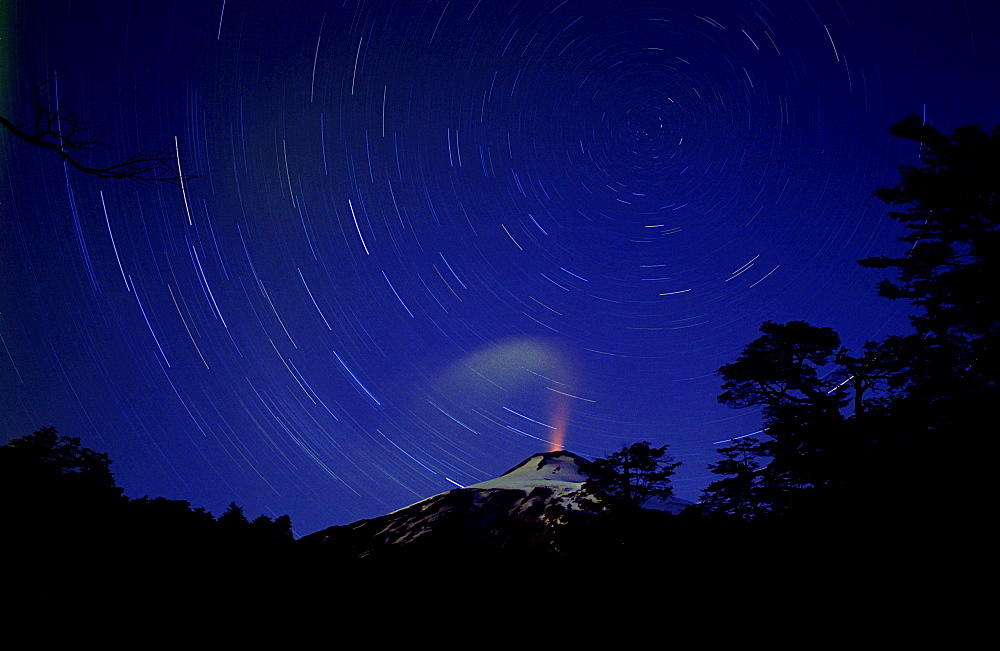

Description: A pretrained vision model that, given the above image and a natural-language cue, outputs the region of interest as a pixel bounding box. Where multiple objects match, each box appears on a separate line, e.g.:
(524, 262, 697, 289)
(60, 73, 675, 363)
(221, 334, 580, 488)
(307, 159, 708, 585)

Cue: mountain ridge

(299, 449, 690, 558)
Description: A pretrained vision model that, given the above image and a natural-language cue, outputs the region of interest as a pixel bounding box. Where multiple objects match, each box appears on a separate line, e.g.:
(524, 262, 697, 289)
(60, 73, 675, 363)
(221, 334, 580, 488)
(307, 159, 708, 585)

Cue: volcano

(300, 450, 690, 559)
(299, 451, 601, 558)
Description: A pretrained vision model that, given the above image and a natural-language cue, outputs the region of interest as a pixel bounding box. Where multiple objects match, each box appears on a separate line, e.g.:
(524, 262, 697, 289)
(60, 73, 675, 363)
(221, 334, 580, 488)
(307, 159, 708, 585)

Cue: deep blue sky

(3, 0, 998, 536)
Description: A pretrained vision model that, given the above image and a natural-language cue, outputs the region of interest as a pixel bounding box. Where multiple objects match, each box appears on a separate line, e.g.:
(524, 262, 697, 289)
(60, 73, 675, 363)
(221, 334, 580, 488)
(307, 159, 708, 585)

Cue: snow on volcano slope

(464, 450, 589, 497)
(299, 450, 598, 555)
(299, 449, 691, 556)
(465, 449, 689, 514)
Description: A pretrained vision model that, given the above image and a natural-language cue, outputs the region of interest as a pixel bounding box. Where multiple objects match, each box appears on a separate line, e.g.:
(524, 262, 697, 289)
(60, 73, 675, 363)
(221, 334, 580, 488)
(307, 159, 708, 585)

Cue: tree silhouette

(218, 501, 251, 532)
(0, 426, 121, 502)
(860, 118, 999, 406)
(3, 426, 301, 641)
(1, 426, 125, 553)
(860, 117, 999, 344)
(0, 78, 188, 184)
(717, 321, 845, 418)
(705, 119, 1000, 520)
(831, 342, 895, 416)
(700, 436, 766, 519)
(714, 322, 856, 513)
(251, 514, 295, 544)
(857, 118, 1000, 507)
(583, 441, 680, 510)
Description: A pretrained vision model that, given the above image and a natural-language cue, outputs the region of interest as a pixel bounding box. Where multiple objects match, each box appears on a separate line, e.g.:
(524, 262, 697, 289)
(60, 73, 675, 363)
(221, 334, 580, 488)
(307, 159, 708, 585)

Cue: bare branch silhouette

(0, 78, 190, 185)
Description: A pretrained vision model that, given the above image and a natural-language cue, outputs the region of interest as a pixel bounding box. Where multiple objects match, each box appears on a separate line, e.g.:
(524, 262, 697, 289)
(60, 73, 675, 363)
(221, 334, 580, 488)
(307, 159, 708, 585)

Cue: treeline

(696, 117, 997, 526)
(1, 426, 293, 551)
(2, 427, 302, 640)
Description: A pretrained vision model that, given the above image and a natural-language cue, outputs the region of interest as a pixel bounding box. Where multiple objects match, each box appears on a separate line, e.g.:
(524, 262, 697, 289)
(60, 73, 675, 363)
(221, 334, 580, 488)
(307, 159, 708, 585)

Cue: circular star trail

(2, 0, 997, 534)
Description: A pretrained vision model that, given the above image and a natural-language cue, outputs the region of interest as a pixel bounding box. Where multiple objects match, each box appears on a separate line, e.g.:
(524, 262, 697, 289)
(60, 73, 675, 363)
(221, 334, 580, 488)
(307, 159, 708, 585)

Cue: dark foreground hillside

(6, 501, 949, 646)
(3, 430, 962, 644)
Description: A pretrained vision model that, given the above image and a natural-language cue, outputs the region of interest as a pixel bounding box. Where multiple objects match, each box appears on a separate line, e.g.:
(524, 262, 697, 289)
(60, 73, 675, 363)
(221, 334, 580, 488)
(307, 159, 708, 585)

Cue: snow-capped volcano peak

(465, 450, 589, 490)
(298, 449, 694, 557)
(299, 450, 599, 556)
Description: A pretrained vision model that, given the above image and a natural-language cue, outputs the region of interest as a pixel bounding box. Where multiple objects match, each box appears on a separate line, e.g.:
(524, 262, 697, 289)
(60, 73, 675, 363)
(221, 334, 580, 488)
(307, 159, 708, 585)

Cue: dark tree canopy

(714, 322, 858, 513)
(2, 427, 294, 549)
(0, 426, 120, 500)
(857, 119, 999, 428)
(831, 342, 895, 416)
(218, 501, 251, 528)
(704, 118, 1000, 521)
(584, 441, 680, 510)
(717, 320, 845, 419)
(1, 427, 126, 546)
(700, 436, 765, 519)
(860, 117, 999, 342)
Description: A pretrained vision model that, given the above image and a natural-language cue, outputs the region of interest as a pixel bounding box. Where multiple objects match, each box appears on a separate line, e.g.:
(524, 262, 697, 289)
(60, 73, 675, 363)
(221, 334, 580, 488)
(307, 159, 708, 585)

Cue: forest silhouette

(4, 117, 994, 642)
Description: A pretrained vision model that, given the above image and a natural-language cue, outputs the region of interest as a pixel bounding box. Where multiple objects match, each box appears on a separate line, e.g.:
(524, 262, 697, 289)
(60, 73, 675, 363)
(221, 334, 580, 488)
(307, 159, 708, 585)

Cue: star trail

(2, 0, 997, 535)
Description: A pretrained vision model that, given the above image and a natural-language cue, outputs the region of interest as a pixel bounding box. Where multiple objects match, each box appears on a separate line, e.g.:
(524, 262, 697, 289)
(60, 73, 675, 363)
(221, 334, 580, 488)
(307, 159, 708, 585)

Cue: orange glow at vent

(548, 390, 570, 452)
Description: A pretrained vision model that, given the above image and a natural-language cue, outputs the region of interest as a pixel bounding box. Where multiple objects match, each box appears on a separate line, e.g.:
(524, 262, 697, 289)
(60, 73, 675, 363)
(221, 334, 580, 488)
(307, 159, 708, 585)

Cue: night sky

(2, 0, 997, 536)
